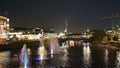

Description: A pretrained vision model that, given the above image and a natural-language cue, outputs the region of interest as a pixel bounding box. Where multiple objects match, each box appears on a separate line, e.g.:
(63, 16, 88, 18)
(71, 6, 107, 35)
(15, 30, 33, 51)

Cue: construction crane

(101, 12, 120, 41)
(101, 12, 120, 29)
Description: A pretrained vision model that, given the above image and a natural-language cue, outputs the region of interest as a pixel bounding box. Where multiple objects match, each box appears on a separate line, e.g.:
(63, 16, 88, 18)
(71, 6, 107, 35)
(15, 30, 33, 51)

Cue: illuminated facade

(0, 16, 9, 38)
(115, 26, 120, 40)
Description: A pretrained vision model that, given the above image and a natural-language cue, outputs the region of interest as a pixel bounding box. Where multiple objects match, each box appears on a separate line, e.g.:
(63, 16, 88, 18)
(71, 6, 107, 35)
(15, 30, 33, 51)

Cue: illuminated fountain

(35, 45, 48, 60)
(35, 37, 48, 60)
(41, 38, 60, 54)
(36, 37, 60, 61)
(36, 37, 48, 60)
(20, 44, 29, 68)
(49, 38, 60, 54)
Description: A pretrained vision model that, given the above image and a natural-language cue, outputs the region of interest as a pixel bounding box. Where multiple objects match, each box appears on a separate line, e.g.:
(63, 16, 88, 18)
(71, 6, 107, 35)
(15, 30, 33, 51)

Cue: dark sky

(0, 0, 120, 33)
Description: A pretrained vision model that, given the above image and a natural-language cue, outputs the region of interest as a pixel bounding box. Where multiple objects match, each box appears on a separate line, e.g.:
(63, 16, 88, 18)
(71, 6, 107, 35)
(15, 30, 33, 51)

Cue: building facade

(0, 16, 9, 39)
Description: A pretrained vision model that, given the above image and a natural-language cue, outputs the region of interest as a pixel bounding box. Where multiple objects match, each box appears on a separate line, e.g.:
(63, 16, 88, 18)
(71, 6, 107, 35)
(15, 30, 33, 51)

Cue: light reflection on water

(1, 40, 120, 68)
(116, 51, 120, 68)
(82, 45, 92, 68)
(104, 49, 109, 68)
(0, 51, 10, 68)
(69, 40, 75, 47)
(61, 48, 69, 67)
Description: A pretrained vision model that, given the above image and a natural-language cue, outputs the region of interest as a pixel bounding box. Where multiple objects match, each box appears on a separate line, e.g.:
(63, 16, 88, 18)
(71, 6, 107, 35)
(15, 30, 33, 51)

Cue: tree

(90, 30, 107, 42)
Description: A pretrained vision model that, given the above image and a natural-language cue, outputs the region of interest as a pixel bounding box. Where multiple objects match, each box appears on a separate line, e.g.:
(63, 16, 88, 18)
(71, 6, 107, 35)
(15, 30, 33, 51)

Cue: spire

(64, 19, 68, 33)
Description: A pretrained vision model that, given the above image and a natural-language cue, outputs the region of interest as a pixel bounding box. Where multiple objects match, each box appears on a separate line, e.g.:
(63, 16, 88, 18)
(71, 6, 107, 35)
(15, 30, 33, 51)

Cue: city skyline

(0, 0, 120, 32)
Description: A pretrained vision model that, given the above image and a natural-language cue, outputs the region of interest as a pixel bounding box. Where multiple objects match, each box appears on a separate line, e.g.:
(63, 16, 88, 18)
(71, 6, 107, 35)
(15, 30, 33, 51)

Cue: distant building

(0, 16, 9, 39)
(105, 29, 114, 36)
(115, 26, 120, 40)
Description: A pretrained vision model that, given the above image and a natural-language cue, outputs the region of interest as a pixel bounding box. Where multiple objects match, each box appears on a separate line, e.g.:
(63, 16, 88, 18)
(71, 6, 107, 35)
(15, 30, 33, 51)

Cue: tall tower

(64, 19, 68, 33)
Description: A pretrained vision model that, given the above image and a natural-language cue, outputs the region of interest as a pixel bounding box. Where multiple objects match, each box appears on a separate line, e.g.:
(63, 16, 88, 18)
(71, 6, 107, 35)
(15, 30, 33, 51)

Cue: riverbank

(0, 40, 40, 51)
(91, 41, 120, 50)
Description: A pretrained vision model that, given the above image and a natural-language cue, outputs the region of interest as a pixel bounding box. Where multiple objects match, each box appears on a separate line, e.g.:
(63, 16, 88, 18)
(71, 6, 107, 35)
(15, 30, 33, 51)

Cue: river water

(0, 40, 120, 68)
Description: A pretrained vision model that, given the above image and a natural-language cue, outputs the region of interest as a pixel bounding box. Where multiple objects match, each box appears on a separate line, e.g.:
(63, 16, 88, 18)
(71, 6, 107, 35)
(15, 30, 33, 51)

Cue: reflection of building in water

(69, 40, 75, 47)
(0, 16, 9, 39)
(82, 46, 92, 68)
(61, 49, 68, 67)
(104, 49, 109, 68)
(0, 51, 10, 68)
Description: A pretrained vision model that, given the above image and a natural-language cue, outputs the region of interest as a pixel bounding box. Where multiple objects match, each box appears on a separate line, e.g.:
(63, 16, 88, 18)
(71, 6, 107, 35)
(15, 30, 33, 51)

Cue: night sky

(0, 0, 120, 33)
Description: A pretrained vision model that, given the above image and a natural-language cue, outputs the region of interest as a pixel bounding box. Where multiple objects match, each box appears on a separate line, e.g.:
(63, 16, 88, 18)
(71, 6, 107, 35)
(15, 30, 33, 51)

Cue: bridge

(58, 33, 92, 42)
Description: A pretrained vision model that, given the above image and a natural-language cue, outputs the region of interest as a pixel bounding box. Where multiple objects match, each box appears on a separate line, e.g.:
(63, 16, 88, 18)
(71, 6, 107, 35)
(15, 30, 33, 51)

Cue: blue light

(20, 44, 29, 68)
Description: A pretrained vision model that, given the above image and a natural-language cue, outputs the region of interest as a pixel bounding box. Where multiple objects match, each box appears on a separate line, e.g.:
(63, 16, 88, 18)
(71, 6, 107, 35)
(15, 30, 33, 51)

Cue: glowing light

(51, 49, 54, 55)
(49, 38, 60, 54)
(59, 32, 65, 36)
(7, 19, 9, 21)
(40, 55, 43, 60)
(51, 54, 54, 58)
(61, 41, 69, 49)
(69, 40, 75, 47)
(35, 46, 47, 60)
(83, 42, 87, 46)
(86, 29, 90, 32)
(20, 44, 29, 68)
(27, 48, 31, 55)
(104, 49, 109, 68)
(62, 42, 65, 48)
(82, 45, 91, 67)
(21, 34, 38, 40)
(66, 41, 69, 47)
(62, 49, 68, 67)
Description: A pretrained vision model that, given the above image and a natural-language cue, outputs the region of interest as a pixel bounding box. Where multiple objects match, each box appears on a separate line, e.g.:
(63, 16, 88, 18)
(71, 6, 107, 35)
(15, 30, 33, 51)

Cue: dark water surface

(0, 40, 120, 68)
